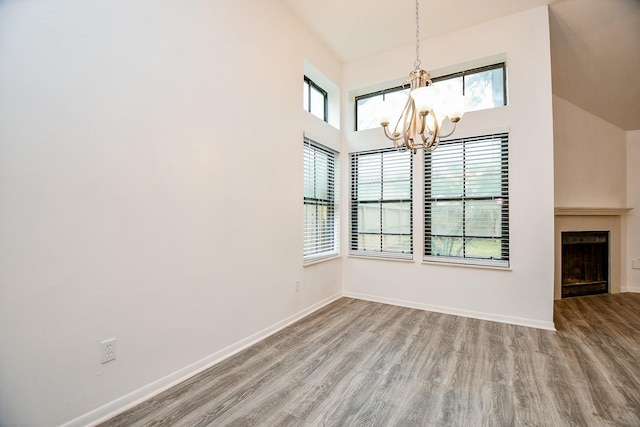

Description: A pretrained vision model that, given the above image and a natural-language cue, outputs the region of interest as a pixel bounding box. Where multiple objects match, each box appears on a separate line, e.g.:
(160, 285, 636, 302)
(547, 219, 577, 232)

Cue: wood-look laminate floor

(100, 294, 640, 426)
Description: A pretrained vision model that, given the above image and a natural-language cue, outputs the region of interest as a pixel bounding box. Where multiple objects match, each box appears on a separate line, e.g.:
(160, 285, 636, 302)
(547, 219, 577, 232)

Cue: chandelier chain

(381, 0, 465, 153)
(414, 0, 421, 69)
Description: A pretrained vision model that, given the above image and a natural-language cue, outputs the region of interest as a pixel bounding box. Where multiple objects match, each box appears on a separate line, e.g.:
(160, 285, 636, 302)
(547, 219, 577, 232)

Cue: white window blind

(304, 137, 338, 263)
(350, 148, 413, 260)
(424, 133, 509, 267)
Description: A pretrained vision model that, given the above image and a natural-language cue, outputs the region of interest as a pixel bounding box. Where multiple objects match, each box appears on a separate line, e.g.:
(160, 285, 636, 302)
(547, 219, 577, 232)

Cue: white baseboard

(343, 291, 556, 331)
(62, 292, 343, 427)
(623, 285, 640, 293)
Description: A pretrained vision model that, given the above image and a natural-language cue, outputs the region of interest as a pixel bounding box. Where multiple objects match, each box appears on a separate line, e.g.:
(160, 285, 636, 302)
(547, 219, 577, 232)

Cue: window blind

(304, 137, 338, 263)
(350, 148, 413, 260)
(424, 133, 509, 267)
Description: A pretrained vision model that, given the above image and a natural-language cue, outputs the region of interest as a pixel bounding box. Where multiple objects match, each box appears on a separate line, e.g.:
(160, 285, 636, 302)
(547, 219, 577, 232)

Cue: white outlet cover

(100, 338, 117, 364)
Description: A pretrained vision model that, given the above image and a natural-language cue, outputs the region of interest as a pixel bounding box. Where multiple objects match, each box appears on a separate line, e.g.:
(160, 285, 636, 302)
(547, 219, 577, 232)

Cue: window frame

(354, 84, 408, 132)
(303, 137, 338, 264)
(431, 62, 506, 104)
(354, 62, 506, 131)
(303, 76, 328, 122)
(424, 132, 510, 268)
(350, 148, 413, 260)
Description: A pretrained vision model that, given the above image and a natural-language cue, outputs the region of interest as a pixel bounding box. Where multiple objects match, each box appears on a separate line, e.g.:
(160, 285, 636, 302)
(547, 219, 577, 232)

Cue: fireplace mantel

(555, 207, 633, 216)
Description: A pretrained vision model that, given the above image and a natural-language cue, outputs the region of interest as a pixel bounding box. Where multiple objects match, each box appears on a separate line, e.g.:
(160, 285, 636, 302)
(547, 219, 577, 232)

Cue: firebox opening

(561, 231, 609, 298)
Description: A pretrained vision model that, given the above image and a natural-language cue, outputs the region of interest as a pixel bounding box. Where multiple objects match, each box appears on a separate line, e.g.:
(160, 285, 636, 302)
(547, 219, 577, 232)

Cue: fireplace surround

(554, 207, 631, 300)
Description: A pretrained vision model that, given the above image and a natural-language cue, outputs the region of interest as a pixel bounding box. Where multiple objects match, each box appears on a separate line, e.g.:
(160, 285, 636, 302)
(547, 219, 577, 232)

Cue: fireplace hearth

(561, 231, 609, 298)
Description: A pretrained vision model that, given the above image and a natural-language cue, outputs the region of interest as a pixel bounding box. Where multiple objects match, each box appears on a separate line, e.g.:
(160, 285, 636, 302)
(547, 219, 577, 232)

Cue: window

(431, 63, 506, 112)
(424, 133, 509, 267)
(355, 63, 506, 131)
(355, 86, 409, 131)
(304, 137, 338, 263)
(350, 148, 413, 259)
(303, 76, 328, 122)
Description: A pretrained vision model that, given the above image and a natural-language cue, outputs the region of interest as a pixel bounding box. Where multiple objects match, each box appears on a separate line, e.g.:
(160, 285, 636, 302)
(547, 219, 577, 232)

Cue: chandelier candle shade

(380, 0, 466, 153)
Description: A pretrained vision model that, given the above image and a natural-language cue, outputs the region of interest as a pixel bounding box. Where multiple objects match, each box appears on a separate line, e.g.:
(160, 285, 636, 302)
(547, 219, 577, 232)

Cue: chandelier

(380, 0, 466, 154)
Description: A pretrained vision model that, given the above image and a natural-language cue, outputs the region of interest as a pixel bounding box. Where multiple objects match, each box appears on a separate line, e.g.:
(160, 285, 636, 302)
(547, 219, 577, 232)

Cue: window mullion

(462, 140, 467, 259)
(379, 153, 384, 253)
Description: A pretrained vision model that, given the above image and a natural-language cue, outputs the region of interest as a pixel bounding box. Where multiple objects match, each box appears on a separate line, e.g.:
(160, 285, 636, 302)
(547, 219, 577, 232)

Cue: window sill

(303, 254, 340, 267)
(422, 258, 511, 271)
(348, 254, 414, 263)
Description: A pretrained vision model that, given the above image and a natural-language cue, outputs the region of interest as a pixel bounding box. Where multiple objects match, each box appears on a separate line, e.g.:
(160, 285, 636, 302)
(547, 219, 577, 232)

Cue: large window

(356, 63, 506, 131)
(303, 76, 328, 122)
(304, 137, 338, 263)
(355, 85, 409, 132)
(424, 133, 509, 267)
(350, 148, 413, 259)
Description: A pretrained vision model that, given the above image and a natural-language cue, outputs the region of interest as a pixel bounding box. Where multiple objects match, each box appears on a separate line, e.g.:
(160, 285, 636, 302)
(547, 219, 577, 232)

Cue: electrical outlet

(101, 338, 116, 364)
(295, 280, 300, 292)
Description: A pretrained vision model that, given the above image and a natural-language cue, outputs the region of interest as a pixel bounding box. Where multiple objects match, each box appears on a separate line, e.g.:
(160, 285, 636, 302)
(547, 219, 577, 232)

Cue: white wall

(552, 96, 630, 296)
(627, 130, 640, 292)
(0, 1, 342, 425)
(553, 96, 627, 207)
(341, 7, 556, 329)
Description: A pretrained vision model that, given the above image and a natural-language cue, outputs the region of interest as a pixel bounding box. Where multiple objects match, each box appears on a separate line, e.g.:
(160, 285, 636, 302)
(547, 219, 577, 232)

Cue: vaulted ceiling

(282, 0, 640, 131)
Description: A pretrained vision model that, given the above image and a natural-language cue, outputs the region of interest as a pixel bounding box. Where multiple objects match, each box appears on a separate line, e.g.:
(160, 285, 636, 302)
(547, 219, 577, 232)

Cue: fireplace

(555, 208, 630, 299)
(561, 231, 609, 298)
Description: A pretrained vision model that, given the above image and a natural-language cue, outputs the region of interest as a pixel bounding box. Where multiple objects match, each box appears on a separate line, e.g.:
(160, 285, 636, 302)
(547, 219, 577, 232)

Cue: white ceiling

(282, 0, 640, 131)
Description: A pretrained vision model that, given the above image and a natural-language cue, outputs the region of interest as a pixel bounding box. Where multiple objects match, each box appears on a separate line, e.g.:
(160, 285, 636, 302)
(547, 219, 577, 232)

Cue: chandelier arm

(382, 125, 404, 142)
(398, 95, 413, 130)
(426, 117, 440, 149)
(404, 129, 413, 149)
(393, 142, 407, 152)
(399, 100, 414, 149)
(437, 121, 458, 139)
(384, 94, 414, 143)
(417, 111, 428, 136)
(425, 130, 438, 149)
(418, 114, 438, 147)
(405, 104, 415, 138)
(424, 138, 441, 152)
